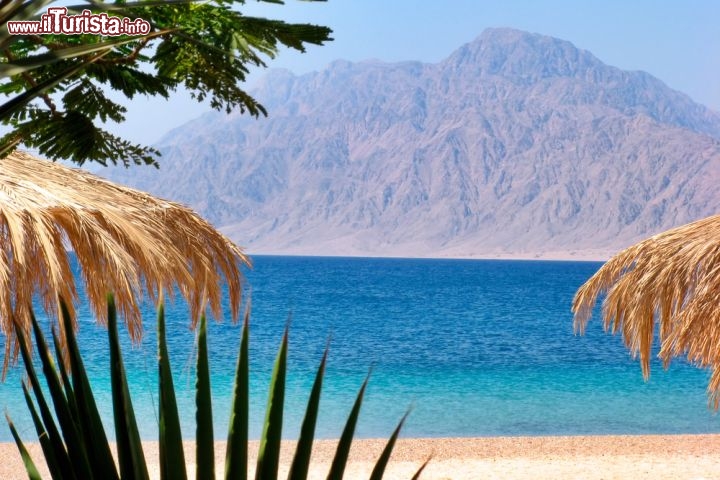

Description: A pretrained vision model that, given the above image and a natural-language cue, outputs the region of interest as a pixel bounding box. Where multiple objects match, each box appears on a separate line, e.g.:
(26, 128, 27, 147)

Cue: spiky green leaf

(255, 327, 288, 480)
(410, 457, 431, 480)
(224, 308, 250, 480)
(369, 411, 410, 480)
(196, 314, 215, 480)
(287, 342, 328, 480)
(14, 317, 75, 480)
(29, 311, 93, 480)
(326, 373, 370, 480)
(107, 294, 150, 480)
(58, 299, 119, 480)
(20, 382, 65, 480)
(6, 413, 43, 480)
(158, 302, 188, 480)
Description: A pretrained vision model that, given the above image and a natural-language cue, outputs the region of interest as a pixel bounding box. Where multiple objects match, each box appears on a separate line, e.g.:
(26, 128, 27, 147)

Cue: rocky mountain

(101, 28, 720, 259)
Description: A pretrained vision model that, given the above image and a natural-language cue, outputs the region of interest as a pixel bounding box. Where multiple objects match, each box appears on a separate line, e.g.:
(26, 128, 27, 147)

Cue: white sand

(3, 434, 720, 479)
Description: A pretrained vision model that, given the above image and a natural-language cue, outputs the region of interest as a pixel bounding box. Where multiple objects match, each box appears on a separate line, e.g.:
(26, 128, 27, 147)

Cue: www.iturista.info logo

(6, 7, 151, 36)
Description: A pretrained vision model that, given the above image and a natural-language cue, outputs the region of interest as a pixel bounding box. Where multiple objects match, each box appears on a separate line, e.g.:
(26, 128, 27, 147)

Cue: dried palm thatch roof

(572, 214, 720, 407)
(0, 150, 249, 374)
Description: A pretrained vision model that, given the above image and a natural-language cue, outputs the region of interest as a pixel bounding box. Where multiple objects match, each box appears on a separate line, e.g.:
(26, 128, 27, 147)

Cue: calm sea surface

(1, 255, 718, 441)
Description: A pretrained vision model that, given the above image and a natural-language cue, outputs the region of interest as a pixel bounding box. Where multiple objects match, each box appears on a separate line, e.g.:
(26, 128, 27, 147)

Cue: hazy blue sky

(113, 0, 720, 145)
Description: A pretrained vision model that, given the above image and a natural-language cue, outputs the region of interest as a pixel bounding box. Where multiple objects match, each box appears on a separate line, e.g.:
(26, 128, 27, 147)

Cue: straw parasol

(572, 214, 720, 407)
(0, 150, 250, 374)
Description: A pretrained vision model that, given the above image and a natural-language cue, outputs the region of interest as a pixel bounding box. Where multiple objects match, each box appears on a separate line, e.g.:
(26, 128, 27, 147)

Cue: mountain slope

(102, 28, 720, 259)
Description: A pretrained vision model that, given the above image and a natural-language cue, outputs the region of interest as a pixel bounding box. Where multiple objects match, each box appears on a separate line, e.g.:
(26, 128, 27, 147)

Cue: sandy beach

(3, 434, 720, 479)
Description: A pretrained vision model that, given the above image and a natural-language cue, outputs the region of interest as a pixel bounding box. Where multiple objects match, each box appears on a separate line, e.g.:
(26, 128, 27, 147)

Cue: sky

(110, 0, 720, 146)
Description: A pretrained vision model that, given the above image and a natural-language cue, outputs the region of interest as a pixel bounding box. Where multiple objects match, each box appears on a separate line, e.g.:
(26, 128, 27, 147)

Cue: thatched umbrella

(0, 150, 249, 374)
(572, 214, 720, 407)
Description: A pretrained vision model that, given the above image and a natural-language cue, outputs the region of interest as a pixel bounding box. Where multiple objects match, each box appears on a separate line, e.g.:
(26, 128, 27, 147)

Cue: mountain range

(100, 28, 720, 260)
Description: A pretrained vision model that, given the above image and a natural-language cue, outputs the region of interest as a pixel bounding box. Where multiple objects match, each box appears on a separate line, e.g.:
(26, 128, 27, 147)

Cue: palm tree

(572, 214, 720, 407)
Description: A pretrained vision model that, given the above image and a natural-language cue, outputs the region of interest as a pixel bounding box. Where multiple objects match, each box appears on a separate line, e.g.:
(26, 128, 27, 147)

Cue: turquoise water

(1, 255, 718, 442)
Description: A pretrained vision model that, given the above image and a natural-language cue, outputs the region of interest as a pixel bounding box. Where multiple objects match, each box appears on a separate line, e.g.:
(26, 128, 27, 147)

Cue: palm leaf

(369, 411, 409, 480)
(224, 307, 250, 480)
(287, 342, 328, 480)
(6, 413, 43, 480)
(50, 328, 80, 430)
(158, 302, 188, 480)
(326, 373, 370, 480)
(14, 316, 75, 480)
(255, 327, 288, 480)
(30, 310, 93, 479)
(59, 299, 119, 480)
(195, 314, 215, 479)
(107, 294, 150, 480)
(7, 299, 423, 480)
(410, 457, 431, 480)
(21, 382, 65, 480)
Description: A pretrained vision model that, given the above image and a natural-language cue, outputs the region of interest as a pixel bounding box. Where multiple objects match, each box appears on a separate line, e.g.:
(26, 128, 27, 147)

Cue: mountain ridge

(101, 28, 720, 259)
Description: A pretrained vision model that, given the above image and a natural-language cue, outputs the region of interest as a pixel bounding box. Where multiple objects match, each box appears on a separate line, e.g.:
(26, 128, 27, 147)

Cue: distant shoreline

(3, 434, 719, 479)
(244, 250, 612, 262)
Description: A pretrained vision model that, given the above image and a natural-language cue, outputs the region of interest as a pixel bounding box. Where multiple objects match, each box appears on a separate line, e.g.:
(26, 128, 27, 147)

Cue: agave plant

(6, 295, 428, 479)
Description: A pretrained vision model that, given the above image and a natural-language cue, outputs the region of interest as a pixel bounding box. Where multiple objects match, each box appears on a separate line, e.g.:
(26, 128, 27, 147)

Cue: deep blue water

(1, 255, 718, 442)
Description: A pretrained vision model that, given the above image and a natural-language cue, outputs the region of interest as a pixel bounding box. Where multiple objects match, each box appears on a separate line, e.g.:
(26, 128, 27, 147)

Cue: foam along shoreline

(2, 434, 720, 479)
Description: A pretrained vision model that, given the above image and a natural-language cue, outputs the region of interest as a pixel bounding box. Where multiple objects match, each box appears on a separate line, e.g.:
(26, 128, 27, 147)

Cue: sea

(1, 255, 718, 442)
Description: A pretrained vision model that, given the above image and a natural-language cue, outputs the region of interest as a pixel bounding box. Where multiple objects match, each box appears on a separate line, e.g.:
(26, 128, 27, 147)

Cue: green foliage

(224, 307, 250, 479)
(195, 313, 215, 479)
(6, 413, 42, 480)
(0, 0, 332, 167)
(6, 295, 425, 479)
(107, 294, 151, 480)
(328, 373, 369, 480)
(157, 303, 187, 479)
(255, 326, 287, 479)
(287, 341, 327, 479)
